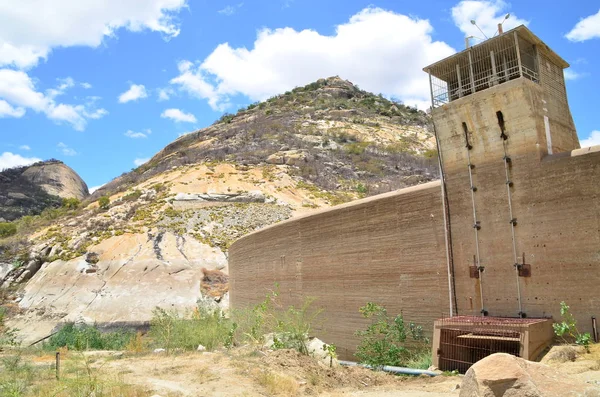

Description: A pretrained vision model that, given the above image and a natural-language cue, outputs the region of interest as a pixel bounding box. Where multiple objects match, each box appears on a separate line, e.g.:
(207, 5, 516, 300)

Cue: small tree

(553, 301, 592, 352)
(98, 196, 110, 210)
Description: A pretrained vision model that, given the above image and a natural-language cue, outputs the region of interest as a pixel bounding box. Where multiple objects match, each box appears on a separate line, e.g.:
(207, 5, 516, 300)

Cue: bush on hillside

(97, 196, 110, 210)
(0, 223, 17, 238)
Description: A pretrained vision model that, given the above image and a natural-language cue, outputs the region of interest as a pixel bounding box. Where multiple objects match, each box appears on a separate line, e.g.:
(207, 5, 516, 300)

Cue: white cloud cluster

(157, 87, 175, 101)
(451, 0, 527, 41)
(218, 3, 243, 16)
(134, 158, 150, 166)
(161, 108, 197, 123)
(57, 142, 77, 156)
(0, 69, 108, 130)
(0, 0, 188, 69)
(580, 130, 600, 148)
(0, 152, 41, 170)
(566, 10, 600, 42)
(125, 129, 151, 138)
(169, 7, 455, 110)
(19, 145, 31, 151)
(118, 84, 148, 103)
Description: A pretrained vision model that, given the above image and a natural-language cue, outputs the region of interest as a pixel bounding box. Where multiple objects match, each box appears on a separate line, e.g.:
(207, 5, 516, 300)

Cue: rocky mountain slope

(0, 77, 438, 343)
(0, 160, 89, 222)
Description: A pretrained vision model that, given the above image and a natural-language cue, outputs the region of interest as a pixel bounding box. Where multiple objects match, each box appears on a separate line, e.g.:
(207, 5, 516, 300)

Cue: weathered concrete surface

(229, 181, 450, 359)
(229, 77, 600, 359)
(10, 231, 227, 344)
(434, 78, 600, 326)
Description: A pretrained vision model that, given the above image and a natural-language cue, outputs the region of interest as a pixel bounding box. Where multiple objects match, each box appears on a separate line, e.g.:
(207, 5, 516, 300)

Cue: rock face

(460, 353, 600, 397)
(9, 231, 228, 344)
(0, 160, 88, 221)
(21, 161, 89, 200)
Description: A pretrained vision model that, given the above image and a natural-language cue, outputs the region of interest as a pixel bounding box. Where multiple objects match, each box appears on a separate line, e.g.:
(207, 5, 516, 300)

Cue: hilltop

(0, 160, 89, 222)
(0, 77, 438, 343)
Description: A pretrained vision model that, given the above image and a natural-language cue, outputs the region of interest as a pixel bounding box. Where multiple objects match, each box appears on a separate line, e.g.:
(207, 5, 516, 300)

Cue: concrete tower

(424, 26, 589, 320)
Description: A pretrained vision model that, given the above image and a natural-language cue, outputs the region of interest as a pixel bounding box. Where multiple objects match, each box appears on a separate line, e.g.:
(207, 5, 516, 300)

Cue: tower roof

(424, 25, 568, 78)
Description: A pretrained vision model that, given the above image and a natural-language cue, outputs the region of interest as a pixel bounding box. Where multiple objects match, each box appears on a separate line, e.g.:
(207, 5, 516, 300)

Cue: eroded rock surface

(460, 353, 600, 397)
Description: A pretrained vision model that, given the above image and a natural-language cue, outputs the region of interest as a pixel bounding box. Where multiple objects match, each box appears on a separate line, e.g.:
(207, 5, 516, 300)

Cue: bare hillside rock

(0, 160, 88, 221)
(460, 353, 600, 397)
(21, 160, 89, 200)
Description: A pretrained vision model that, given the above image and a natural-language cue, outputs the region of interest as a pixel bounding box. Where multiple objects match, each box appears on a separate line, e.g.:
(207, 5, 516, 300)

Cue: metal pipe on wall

(339, 360, 439, 377)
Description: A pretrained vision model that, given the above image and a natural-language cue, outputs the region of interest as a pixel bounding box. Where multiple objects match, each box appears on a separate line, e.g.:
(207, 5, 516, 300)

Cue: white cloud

(125, 129, 151, 138)
(157, 87, 174, 101)
(81, 82, 92, 89)
(564, 69, 583, 81)
(89, 185, 103, 194)
(0, 69, 107, 130)
(218, 3, 243, 16)
(0, 99, 25, 118)
(580, 130, 600, 148)
(169, 7, 454, 111)
(0, 152, 41, 170)
(118, 84, 148, 103)
(19, 145, 31, 151)
(57, 142, 77, 156)
(161, 108, 197, 123)
(134, 157, 150, 166)
(566, 9, 600, 42)
(0, 0, 188, 69)
(451, 1, 527, 41)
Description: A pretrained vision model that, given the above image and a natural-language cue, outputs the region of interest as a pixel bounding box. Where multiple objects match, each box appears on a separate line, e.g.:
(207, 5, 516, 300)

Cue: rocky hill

(0, 160, 89, 222)
(0, 77, 438, 343)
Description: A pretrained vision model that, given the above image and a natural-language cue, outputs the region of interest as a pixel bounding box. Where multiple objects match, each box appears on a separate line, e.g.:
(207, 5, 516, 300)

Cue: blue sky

(1, 0, 599, 190)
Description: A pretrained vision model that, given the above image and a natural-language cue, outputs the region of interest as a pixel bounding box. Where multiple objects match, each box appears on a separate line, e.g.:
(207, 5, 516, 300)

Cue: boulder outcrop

(460, 353, 600, 397)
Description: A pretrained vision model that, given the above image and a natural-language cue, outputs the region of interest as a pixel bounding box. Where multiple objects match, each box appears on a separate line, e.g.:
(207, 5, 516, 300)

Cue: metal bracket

(471, 185, 478, 192)
(518, 311, 527, 318)
(473, 221, 481, 230)
(468, 163, 475, 169)
(506, 180, 514, 187)
(481, 309, 489, 316)
(503, 155, 512, 163)
(510, 218, 517, 226)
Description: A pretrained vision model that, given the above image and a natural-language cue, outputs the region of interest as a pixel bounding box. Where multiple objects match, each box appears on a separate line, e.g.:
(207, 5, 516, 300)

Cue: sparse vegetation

(553, 301, 592, 352)
(0, 222, 17, 238)
(98, 196, 110, 210)
(355, 302, 431, 369)
(45, 323, 134, 351)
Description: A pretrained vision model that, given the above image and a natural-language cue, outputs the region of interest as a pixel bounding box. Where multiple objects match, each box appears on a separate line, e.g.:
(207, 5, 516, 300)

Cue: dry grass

(254, 369, 299, 396)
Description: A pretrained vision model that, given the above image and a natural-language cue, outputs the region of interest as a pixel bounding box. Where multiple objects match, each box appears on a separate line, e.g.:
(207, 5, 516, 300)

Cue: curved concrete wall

(229, 181, 450, 359)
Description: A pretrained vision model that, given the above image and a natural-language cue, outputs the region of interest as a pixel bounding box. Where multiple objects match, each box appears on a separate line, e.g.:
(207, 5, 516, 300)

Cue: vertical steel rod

(55, 352, 60, 380)
(466, 142, 485, 315)
(502, 138, 523, 316)
(429, 69, 456, 317)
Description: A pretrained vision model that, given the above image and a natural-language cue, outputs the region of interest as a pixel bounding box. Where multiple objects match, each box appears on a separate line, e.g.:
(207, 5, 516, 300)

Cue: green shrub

(45, 323, 134, 351)
(61, 197, 81, 209)
(122, 189, 142, 202)
(0, 222, 17, 238)
(98, 196, 110, 210)
(355, 302, 430, 368)
(149, 304, 232, 353)
(553, 301, 592, 351)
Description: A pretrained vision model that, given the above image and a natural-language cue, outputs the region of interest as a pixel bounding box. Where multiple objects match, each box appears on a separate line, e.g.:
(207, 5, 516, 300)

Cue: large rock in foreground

(460, 353, 600, 397)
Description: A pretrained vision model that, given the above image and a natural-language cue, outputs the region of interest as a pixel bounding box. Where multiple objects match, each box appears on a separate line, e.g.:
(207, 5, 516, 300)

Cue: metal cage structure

(424, 26, 566, 108)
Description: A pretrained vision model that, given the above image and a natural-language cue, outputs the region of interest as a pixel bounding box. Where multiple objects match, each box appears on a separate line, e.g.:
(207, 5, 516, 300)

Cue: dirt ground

(27, 348, 461, 397)
(19, 344, 600, 397)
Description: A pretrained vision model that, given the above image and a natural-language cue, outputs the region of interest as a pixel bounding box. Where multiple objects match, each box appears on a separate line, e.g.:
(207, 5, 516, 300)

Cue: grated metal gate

(436, 316, 528, 374)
